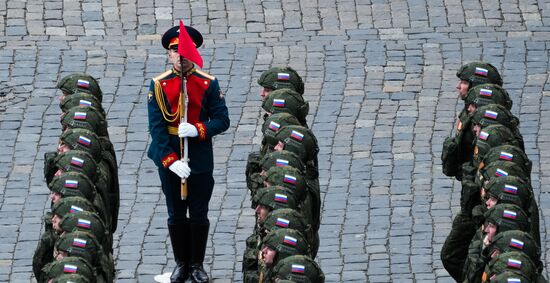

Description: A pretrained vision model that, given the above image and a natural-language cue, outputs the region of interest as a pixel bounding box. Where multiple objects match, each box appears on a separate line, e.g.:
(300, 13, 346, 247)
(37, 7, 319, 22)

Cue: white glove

(178, 122, 199, 138)
(168, 160, 191, 180)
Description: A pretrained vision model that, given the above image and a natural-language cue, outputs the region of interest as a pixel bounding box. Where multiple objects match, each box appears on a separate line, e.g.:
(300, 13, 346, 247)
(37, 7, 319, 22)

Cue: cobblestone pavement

(0, 0, 549, 282)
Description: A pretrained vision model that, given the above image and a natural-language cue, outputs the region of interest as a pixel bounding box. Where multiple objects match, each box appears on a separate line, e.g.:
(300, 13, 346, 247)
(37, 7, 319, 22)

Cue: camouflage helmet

(57, 73, 103, 102)
(471, 104, 518, 131)
(60, 91, 105, 117)
(262, 89, 309, 126)
(270, 255, 325, 283)
(484, 204, 530, 234)
(260, 229, 311, 265)
(59, 128, 103, 163)
(42, 256, 94, 281)
(485, 230, 542, 273)
(55, 231, 102, 266)
(60, 211, 107, 246)
(473, 124, 521, 167)
(484, 176, 532, 212)
(487, 271, 531, 283)
(50, 273, 91, 283)
(252, 185, 299, 211)
(477, 160, 529, 188)
(61, 106, 108, 137)
(465, 83, 512, 110)
(484, 251, 537, 282)
(48, 171, 97, 202)
(52, 150, 98, 182)
(262, 208, 309, 239)
(262, 113, 302, 151)
(264, 166, 307, 202)
(456, 62, 503, 88)
(479, 145, 532, 176)
(52, 196, 96, 219)
(258, 66, 305, 95)
(273, 125, 319, 163)
(259, 150, 305, 174)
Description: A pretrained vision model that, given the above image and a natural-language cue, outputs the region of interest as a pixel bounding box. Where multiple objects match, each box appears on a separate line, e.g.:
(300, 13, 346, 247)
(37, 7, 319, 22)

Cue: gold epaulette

(153, 69, 173, 82)
(195, 69, 215, 81)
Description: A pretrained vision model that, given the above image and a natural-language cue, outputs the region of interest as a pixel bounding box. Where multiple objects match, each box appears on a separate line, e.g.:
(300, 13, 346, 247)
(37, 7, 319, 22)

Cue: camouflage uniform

(483, 251, 537, 282)
(257, 229, 311, 283)
(57, 73, 103, 102)
(55, 231, 114, 282)
(60, 91, 105, 117)
(257, 66, 305, 96)
(50, 273, 91, 283)
(243, 187, 301, 283)
(40, 256, 95, 283)
(268, 255, 324, 283)
(246, 115, 303, 195)
(261, 89, 309, 127)
(59, 210, 111, 254)
(58, 128, 118, 232)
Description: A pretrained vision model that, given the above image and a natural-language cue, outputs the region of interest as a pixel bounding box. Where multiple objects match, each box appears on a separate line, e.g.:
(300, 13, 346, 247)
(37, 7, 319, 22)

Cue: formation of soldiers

(32, 74, 119, 282)
(440, 62, 547, 282)
(242, 67, 325, 282)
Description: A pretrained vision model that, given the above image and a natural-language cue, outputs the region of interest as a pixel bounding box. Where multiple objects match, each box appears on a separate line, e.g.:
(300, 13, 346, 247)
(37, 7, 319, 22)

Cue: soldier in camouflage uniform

(243, 187, 301, 283)
(261, 89, 309, 127)
(50, 273, 92, 283)
(54, 231, 114, 282)
(57, 128, 118, 232)
(482, 251, 538, 282)
(60, 91, 105, 117)
(246, 114, 303, 195)
(268, 255, 324, 283)
(57, 73, 103, 103)
(39, 256, 95, 283)
(257, 229, 311, 283)
(33, 196, 95, 280)
(257, 66, 305, 101)
(59, 210, 111, 255)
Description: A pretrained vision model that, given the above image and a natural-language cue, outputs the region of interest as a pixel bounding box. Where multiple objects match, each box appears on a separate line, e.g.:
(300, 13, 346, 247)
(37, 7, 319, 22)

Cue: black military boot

(168, 223, 191, 283)
(189, 222, 210, 283)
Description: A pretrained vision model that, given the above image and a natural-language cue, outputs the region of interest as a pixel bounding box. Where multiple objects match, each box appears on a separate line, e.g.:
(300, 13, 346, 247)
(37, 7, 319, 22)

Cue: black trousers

(159, 168, 214, 225)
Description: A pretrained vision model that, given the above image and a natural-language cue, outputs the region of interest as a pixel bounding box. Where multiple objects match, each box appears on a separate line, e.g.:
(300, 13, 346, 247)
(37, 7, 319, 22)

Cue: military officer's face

(473, 124, 481, 136)
(485, 196, 498, 209)
(258, 245, 277, 266)
(260, 88, 272, 101)
(57, 141, 71, 154)
(456, 80, 470, 99)
(483, 222, 497, 242)
(58, 92, 69, 103)
(50, 191, 62, 203)
(53, 247, 68, 261)
(274, 141, 285, 151)
(168, 48, 193, 71)
(467, 103, 477, 114)
(255, 204, 270, 224)
(52, 214, 63, 233)
(54, 169, 64, 177)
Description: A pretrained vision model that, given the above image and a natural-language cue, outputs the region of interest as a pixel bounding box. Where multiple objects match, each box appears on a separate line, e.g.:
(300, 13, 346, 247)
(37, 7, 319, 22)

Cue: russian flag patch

(507, 258, 522, 269)
(70, 157, 85, 167)
(475, 67, 488, 76)
(479, 88, 493, 97)
(509, 238, 524, 249)
(503, 209, 517, 220)
(64, 180, 79, 188)
(79, 100, 92, 107)
(274, 193, 288, 203)
(291, 264, 305, 273)
(276, 159, 289, 167)
(479, 131, 489, 140)
(290, 130, 304, 141)
(77, 218, 92, 229)
(72, 238, 87, 248)
(273, 99, 285, 107)
(269, 121, 281, 132)
(276, 218, 290, 228)
(499, 151, 513, 161)
(503, 184, 518, 194)
(277, 73, 290, 81)
(63, 264, 78, 273)
(495, 168, 509, 177)
(74, 112, 87, 120)
(484, 110, 498, 120)
(77, 79, 90, 88)
(283, 235, 297, 246)
(78, 136, 92, 147)
(283, 174, 297, 185)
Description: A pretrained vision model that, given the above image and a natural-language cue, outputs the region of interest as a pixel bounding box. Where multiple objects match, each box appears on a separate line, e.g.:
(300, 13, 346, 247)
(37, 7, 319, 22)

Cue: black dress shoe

(170, 263, 189, 283)
(190, 263, 209, 283)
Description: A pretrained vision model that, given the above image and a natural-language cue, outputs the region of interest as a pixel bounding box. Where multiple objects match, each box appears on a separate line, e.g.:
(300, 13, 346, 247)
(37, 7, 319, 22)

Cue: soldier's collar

(172, 66, 195, 77)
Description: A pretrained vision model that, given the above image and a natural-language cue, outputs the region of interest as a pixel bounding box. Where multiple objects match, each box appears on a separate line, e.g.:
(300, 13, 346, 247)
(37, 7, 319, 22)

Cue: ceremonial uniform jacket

(147, 67, 229, 173)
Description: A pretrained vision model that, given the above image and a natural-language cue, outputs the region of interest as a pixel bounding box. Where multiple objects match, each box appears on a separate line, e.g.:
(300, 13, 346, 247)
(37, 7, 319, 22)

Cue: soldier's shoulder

(193, 69, 216, 81)
(152, 70, 174, 82)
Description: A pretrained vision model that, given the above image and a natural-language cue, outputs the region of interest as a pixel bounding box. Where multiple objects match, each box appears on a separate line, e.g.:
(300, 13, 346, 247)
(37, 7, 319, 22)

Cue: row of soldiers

(242, 67, 325, 282)
(32, 74, 119, 282)
(440, 62, 547, 282)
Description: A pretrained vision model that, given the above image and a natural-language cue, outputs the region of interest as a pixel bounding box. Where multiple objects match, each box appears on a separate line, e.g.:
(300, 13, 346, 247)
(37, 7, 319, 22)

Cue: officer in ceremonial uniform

(147, 24, 229, 283)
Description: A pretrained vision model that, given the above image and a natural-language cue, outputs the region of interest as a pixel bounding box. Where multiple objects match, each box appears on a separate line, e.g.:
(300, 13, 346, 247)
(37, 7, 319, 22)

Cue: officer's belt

(167, 126, 178, 135)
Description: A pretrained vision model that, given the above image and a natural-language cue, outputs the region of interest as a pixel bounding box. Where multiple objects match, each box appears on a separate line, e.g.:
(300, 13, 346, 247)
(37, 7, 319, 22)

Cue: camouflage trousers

(441, 212, 476, 282)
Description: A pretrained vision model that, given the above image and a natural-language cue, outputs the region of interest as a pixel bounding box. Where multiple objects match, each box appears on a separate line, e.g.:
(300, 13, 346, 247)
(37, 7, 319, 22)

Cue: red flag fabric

(177, 20, 203, 68)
